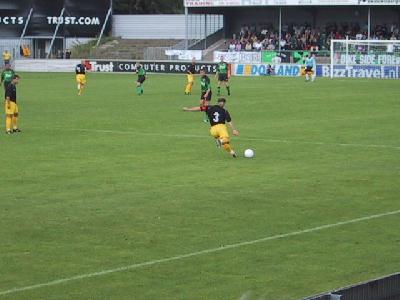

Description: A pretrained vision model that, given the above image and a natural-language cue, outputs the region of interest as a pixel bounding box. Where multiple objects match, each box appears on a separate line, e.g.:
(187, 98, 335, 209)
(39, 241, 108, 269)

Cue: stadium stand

(226, 23, 400, 52)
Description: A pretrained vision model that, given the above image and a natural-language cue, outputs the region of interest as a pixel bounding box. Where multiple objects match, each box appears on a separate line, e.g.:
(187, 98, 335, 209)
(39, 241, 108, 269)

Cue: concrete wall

(112, 14, 223, 39)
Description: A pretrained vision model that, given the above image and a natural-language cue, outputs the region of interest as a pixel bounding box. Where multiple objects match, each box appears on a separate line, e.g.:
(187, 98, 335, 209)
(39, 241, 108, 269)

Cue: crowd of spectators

(227, 23, 400, 52)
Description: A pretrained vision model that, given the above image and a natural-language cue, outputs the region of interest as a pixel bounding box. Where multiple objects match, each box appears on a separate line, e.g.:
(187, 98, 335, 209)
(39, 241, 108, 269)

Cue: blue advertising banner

(234, 64, 302, 76)
(233, 63, 400, 79)
(317, 65, 400, 79)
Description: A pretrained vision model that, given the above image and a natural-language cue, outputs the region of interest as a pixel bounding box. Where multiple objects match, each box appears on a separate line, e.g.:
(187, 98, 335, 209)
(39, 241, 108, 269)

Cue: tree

(113, 0, 184, 14)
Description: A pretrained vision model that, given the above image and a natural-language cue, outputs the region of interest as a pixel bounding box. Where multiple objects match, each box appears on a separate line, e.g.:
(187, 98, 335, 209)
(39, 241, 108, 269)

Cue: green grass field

(0, 72, 399, 300)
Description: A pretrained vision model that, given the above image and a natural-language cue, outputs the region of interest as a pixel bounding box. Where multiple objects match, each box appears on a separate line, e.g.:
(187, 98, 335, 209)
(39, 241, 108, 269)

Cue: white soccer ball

(244, 149, 255, 158)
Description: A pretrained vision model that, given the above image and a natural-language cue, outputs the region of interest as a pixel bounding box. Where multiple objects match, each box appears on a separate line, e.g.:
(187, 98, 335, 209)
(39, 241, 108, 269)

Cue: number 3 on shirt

(213, 112, 220, 122)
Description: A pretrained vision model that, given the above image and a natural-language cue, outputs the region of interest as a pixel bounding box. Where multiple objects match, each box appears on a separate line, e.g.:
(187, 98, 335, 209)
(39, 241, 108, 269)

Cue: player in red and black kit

(183, 98, 239, 158)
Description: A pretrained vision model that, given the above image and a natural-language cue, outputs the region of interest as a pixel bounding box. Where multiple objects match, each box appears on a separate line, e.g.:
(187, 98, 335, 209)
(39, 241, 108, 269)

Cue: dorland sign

(185, 0, 399, 5)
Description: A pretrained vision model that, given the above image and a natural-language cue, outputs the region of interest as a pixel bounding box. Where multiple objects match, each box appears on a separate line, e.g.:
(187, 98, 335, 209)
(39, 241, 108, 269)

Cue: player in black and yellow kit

(4, 75, 21, 134)
(216, 57, 230, 96)
(183, 98, 239, 158)
(75, 60, 86, 96)
(184, 59, 196, 95)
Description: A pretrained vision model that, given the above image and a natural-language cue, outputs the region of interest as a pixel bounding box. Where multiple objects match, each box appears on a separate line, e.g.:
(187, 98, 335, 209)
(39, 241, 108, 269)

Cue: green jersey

(1, 69, 15, 84)
(217, 62, 228, 74)
(200, 75, 211, 92)
(137, 67, 146, 76)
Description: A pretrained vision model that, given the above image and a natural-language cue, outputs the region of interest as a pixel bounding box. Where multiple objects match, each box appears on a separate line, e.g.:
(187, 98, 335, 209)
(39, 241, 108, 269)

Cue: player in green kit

(216, 57, 230, 96)
(1, 64, 15, 90)
(199, 67, 212, 123)
(136, 63, 147, 95)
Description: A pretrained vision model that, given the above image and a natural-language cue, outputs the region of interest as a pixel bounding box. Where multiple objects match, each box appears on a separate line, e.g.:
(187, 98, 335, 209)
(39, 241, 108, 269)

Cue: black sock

(227, 86, 230, 95)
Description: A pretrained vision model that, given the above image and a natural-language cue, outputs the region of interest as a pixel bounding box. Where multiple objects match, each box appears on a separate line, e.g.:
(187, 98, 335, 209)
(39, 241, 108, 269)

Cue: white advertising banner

(15, 59, 80, 72)
(185, 0, 363, 6)
(358, 0, 400, 4)
(213, 51, 261, 63)
(165, 50, 202, 60)
(335, 54, 400, 65)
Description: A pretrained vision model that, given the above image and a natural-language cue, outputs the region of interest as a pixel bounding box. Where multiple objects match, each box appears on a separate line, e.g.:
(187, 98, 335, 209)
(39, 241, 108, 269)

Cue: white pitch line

(1, 209, 400, 297)
(50, 127, 400, 151)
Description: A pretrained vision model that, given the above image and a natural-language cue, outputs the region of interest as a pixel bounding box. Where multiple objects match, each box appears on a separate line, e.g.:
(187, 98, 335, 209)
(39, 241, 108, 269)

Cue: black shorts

(201, 91, 212, 101)
(218, 73, 228, 82)
(305, 66, 313, 73)
(137, 75, 146, 84)
(4, 60, 10, 65)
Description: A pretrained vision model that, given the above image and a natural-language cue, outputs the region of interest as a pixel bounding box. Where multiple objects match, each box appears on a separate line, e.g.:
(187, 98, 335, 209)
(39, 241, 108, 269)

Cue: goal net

(330, 39, 400, 79)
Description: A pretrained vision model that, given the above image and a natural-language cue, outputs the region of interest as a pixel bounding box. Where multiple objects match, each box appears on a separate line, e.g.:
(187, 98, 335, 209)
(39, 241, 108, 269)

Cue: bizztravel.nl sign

(86, 60, 218, 74)
(317, 65, 400, 78)
(233, 63, 302, 76)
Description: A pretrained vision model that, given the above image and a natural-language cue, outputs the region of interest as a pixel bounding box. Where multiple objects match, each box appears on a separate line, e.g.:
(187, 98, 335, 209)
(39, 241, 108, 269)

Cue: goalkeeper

(304, 53, 316, 82)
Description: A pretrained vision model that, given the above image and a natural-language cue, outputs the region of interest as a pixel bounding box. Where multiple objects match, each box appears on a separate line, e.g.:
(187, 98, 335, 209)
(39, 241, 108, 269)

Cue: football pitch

(0, 72, 399, 300)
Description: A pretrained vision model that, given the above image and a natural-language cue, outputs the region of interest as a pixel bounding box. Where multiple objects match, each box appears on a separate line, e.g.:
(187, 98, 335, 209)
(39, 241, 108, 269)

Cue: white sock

(77, 84, 81, 90)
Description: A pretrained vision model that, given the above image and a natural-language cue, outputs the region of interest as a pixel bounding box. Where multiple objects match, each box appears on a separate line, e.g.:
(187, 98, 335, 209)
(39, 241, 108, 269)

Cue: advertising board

(0, 0, 111, 37)
(233, 63, 302, 76)
(15, 59, 400, 79)
(317, 65, 400, 78)
(213, 51, 261, 63)
(334, 54, 400, 65)
(86, 60, 218, 74)
(15, 59, 219, 74)
(185, 0, 365, 6)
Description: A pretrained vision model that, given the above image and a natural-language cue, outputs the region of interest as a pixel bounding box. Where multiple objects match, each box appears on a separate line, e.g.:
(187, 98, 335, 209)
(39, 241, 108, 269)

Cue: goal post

(330, 39, 400, 79)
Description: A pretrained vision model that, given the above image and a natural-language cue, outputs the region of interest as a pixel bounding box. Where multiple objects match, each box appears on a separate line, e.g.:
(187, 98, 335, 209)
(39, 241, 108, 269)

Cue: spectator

(228, 40, 236, 52)
(253, 39, 262, 51)
(65, 49, 72, 59)
(57, 50, 64, 59)
(22, 45, 31, 57)
(245, 41, 252, 51)
(235, 41, 242, 51)
(267, 43, 275, 50)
